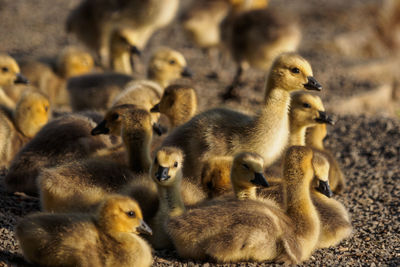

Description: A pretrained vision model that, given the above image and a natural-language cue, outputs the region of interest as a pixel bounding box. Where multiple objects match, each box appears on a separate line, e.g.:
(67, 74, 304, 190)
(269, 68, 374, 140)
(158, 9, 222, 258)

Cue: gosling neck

(283, 167, 320, 260)
(289, 124, 307, 146)
(147, 70, 169, 88)
(122, 130, 152, 173)
(111, 52, 133, 75)
(157, 172, 186, 218)
(307, 124, 326, 150)
(233, 182, 257, 200)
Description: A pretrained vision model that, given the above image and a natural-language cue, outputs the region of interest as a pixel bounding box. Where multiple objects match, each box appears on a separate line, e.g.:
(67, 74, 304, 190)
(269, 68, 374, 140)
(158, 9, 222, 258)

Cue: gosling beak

(152, 123, 167, 136)
(250, 172, 269, 187)
(155, 166, 171, 182)
(91, 120, 110, 135)
(304, 76, 322, 91)
(14, 73, 29, 84)
(315, 111, 335, 125)
(181, 67, 193, 78)
(130, 46, 141, 56)
(316, 180, 333, 198)
(137, 219, 152, 236)
(150, 103, 160, 113)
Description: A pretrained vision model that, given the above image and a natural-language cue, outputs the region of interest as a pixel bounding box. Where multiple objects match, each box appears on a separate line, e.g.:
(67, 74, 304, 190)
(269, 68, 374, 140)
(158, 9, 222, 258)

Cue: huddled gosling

(0, 91, 50, 169)
(16, 195, 153, 267)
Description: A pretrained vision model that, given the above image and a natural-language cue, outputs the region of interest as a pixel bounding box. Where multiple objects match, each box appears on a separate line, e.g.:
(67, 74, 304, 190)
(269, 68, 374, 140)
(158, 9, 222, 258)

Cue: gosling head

(0, 53, 29, 86)
(91, 104, 138, 136)
(97, 195, 152, 236)
(290, 93, 334, 129)
(150, 147, 184, 187)
(201, 157, 233, 198)
(268, 52, 322, 92)
(147, 48, 192, 87)
(312, 152, 333, 198)
(150, 84, 197, 126)
(14, 91, 50, 138)
(57, 46, 94, 78)
(231, 152, 269, 190)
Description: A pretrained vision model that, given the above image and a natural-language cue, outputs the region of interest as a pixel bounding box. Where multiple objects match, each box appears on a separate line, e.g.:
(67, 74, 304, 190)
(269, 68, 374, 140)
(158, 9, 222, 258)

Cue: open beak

(91, 120, 110, 135)
(250, 172, 269, 187)
(315, 111, 335, 125)
(316, 180, 333, 198)
(137, 219, 152, 236)
(155, 166, 171, 182)
(304, 76, 322, 91)
(14, 73, 29, 84)
(181, 67, 193, 78)
(150, 103, 160, 113)
(152, 123, 167, 136)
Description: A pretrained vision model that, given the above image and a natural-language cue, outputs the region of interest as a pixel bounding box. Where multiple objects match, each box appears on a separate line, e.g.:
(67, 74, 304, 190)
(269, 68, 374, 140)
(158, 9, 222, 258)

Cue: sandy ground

(0, 0, 399, 266)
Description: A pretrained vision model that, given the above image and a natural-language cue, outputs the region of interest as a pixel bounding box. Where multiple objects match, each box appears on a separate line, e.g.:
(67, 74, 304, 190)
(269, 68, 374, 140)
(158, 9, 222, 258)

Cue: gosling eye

(111, 113, 119, 120)
(44, 106, 49, 112)
(242, 163, 250, 170)
(173, 161, 178, 168)
(291, 67, 300, 74)
(2, 67, 9, 72)
(169, 59, 176, 65)
(126, 211, 136, 218)
(303, 103, 311, 108)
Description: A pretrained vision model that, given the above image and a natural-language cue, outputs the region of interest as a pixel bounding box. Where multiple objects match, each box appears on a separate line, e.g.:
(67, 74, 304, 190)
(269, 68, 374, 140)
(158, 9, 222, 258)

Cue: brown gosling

(181, 0, 268, 77)
(150, 84, 198, 129)
(4, 112, 114, 195)
(306, 123, 345, 193)
(0, 53, 29, 108)
(221, 8, 301, 100)
(142, 146, 206, 249)
(68, 48, 191, 112)
(167, 146, 320, 263)
(66, 0, 179, 68)
(311, 153, 352, 248)
(39, 108, 155, 213)
(162, 53, 322, 184)
(0, 91, 50, 169)
(16, 195, 153, 267)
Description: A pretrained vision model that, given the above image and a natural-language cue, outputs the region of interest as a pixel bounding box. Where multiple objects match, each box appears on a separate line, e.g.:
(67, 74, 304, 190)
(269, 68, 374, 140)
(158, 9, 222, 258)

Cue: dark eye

(126, 211, 136, 218)
(44, 106, 49, 112)
(111, 113, 119, 120)
(169, 59, 176, 65)
(291, 67, 300, 74)
(173, 161, 178, 168)
(242, 164, 250, 170)
(2, 67, 9, 72)
(303, 103, 311, 108)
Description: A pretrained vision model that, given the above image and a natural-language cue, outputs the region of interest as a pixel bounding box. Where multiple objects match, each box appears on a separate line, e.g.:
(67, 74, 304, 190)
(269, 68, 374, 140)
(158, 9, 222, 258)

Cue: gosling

(16, 195, 153, 267)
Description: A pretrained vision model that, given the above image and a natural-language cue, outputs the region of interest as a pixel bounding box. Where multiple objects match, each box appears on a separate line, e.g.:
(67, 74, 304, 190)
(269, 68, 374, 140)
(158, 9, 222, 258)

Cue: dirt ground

(0, 0, 399, 266)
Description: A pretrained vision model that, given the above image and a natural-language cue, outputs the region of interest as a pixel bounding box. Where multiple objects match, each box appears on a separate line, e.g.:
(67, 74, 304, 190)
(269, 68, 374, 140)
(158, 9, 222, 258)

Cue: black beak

(181, 67, 193, 78)
(130, 46, 141, 56)
(315, 111, 335, 125)
(150, 103, 160, 113)
(316, 180, 333, 198)
(250, 172, 269, 187)
(152, 123, 167, 136)
(155, 166, 170, 182)
(304, 76, 322, 91)
(91, 120, 110, 135)
(137, 219, 152, 236)
(14, 73, 29, 84)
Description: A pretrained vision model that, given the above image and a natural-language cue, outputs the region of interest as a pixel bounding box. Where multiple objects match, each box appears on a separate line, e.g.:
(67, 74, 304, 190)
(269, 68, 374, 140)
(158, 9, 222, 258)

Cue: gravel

(0, 0, 399, 266)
